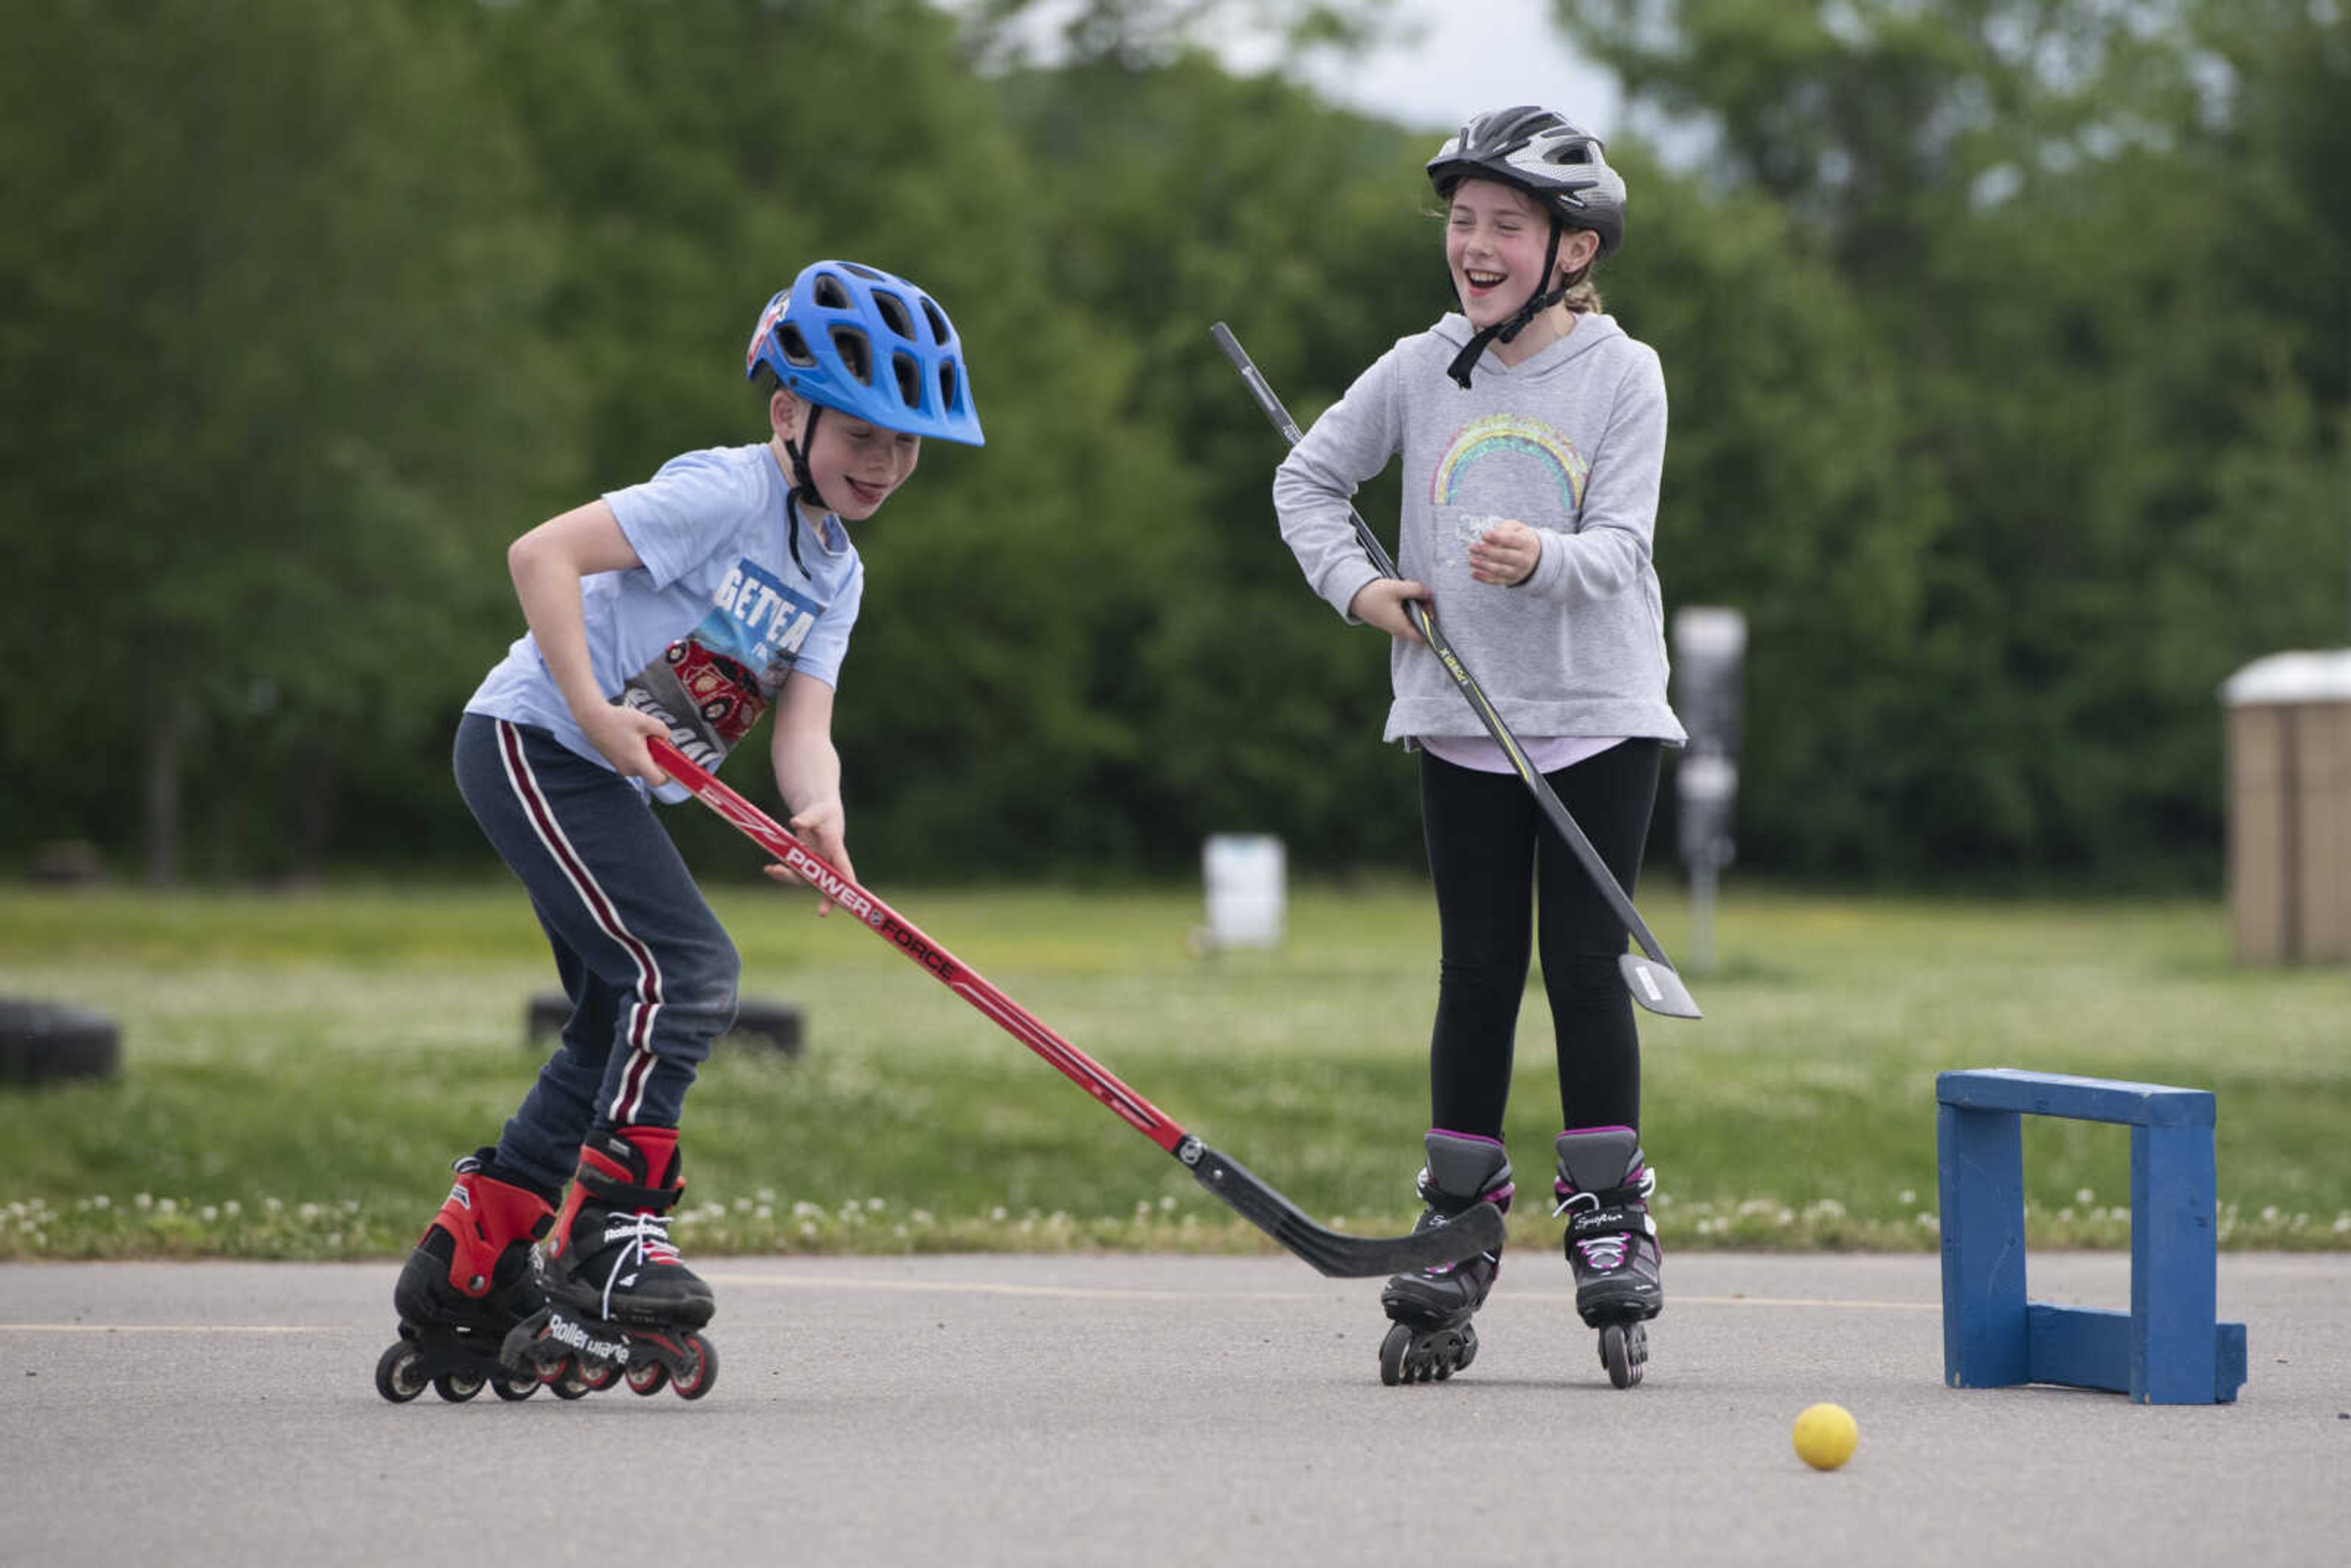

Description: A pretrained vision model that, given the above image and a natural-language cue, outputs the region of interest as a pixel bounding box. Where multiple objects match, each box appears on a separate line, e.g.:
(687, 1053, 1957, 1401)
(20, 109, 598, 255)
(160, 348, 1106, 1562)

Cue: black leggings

(1418, 740, 1660, 1142)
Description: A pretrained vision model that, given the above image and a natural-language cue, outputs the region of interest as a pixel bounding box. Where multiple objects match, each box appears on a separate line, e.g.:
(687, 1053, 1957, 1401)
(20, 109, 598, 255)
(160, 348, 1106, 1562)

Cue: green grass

(3, 882, 2345, 1261)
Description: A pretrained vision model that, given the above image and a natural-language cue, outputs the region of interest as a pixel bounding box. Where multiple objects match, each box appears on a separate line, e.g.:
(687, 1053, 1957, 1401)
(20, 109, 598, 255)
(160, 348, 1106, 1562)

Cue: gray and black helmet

(1427, 106, 1627, 387)
(1426, 105, 1626, 258)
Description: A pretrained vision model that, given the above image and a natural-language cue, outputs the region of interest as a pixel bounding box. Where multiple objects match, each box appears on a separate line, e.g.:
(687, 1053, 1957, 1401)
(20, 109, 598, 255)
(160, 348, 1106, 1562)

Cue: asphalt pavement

(3, 1251, 2343, 1566)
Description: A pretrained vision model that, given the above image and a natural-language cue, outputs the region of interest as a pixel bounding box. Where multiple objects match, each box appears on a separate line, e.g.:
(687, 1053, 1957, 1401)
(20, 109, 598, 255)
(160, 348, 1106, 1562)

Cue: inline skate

(500, 1124, 718, 1400)
(1378, 1130, 1513, 1385)
(377, 1150, 558, 1403)
(1553, 1125, 1662, 1389)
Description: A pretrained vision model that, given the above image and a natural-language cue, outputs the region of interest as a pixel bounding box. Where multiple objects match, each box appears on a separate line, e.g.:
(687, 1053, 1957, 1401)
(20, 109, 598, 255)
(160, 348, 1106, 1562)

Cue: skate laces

(1553, 1166, 1656, 1272)
(591, 1210, 685, 1317)
(603, 1210, 683, 1266)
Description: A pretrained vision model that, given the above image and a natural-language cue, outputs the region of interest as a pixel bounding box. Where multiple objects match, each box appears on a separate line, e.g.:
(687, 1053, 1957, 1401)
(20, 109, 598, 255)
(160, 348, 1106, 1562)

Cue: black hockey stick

(1211, 321, 1701, 1021)
(648, 736, 1504, 1278)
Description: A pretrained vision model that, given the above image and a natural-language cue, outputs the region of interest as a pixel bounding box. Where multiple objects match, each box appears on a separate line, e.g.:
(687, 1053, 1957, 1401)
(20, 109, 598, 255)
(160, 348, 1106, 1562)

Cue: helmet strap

(779, 404, 825, 576)
(1446, 220, 1568, 389)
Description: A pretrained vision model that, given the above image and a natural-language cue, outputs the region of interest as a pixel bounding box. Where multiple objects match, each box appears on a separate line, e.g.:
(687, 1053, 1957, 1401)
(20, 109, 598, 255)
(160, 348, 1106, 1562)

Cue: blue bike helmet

(744, 260, 984, 446)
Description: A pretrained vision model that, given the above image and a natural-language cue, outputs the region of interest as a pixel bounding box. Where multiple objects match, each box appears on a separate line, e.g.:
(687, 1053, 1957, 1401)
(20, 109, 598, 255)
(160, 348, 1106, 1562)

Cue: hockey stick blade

(1181, 1138, 1507, 1277)
(1620, 953, 1699, 1019)
(646, 737, 1502, 1277)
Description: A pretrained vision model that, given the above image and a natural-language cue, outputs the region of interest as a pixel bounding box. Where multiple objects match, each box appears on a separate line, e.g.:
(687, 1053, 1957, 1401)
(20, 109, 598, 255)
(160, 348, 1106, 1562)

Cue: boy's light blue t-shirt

(466, 443, 864, 803)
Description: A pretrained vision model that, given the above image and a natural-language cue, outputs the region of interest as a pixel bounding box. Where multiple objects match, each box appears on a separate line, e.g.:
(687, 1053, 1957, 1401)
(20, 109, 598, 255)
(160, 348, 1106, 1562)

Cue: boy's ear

(770, 387, 804, 440)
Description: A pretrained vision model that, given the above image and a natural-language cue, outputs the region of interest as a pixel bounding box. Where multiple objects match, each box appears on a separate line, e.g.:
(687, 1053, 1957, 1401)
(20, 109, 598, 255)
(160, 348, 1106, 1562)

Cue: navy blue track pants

(454, 713, 740, 1198)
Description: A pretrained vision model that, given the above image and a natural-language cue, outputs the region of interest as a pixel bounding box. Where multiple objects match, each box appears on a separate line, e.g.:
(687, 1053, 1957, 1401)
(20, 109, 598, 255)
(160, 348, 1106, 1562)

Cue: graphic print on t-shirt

(1429, 414, 1591, 567)
(617, 556, 822, 768)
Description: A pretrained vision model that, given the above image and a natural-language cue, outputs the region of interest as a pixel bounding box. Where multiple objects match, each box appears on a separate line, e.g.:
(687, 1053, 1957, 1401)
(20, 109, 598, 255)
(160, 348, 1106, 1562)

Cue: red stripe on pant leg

(495, 722, 667, 1123)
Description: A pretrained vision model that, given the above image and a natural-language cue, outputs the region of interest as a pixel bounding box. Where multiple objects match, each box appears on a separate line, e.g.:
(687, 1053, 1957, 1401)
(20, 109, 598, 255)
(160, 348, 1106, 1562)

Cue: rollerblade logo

(544, 1311, 630, 1365)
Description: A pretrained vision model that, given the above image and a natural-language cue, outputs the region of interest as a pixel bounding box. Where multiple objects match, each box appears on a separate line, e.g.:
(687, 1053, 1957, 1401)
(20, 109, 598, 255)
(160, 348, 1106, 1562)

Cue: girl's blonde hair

(1558, 260, 1603, 315)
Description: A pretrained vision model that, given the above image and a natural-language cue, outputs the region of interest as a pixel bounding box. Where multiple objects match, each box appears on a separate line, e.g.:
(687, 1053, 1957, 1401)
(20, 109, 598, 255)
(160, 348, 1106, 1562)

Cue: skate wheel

(1600, 1323, 1647, 1389)
(1379, 1322, 1413, 1387)
(577, 1357, 622, 1392)
(491, 1370, 539, 1401)
(671, 1335, 716, 1400)
(433, 1370, 484, 1403)
(626, 1359, 670, 1396)
(375, 1341, 427, 1404)
(542, 1356, 591, 1400)
(1453, 1324, 1479, 1373)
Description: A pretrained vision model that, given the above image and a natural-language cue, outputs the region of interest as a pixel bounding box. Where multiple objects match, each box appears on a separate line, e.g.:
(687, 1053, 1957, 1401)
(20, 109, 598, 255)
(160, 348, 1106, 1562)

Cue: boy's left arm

(762, 670, 852, 916)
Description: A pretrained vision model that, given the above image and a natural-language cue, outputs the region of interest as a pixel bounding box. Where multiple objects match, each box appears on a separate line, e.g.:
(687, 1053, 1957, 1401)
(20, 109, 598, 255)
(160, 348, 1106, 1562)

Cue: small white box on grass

(1202, 834, 1285, 950)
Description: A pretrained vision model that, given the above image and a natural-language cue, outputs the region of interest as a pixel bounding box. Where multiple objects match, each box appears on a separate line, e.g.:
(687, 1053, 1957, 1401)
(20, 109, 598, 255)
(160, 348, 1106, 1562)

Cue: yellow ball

(1791, 1403, 1859, 1471)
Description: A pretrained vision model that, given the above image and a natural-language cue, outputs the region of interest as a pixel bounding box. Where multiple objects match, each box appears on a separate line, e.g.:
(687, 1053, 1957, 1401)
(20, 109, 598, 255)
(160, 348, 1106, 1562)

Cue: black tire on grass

(0, 999, 121, 1086)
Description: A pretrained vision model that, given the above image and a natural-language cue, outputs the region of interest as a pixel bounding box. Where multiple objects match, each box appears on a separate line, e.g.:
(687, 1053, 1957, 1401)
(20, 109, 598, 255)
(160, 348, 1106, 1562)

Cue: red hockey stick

(648, 736, 1501, 1278)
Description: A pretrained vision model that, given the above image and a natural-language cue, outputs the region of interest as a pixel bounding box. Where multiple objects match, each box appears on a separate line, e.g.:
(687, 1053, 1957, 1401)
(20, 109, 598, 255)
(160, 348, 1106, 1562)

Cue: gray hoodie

(1273, 310, 1685, 748)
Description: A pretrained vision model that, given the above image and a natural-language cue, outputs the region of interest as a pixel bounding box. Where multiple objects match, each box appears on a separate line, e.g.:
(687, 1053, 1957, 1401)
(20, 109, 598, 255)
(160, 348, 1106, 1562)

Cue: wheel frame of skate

(1598, 1320, 1648, 1389)
(498, 1305, 718, 1401)
(374, 1326, 544, 1405)
(1378, 1320, 1480, 1386)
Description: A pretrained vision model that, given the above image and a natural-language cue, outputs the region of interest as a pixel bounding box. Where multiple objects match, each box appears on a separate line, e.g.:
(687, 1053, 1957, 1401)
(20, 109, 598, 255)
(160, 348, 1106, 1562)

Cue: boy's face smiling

(773, 393, 921, 520)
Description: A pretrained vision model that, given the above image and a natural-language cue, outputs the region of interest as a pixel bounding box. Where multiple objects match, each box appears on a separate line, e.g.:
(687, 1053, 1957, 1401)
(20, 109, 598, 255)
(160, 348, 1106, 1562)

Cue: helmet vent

(829, 325, 872, 384)
(937, 362, 962, 414)
(921, 298, 950, 344)
(776, 323, 818, 368)
(891, 351, 922, 408)
(873, 290, 915, 341)
(842, 261, 885, 281)
(813, 273, 852, 310)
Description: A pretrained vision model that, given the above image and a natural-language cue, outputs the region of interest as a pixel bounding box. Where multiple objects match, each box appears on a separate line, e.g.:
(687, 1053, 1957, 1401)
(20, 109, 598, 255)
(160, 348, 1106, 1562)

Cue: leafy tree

(0, 0, 572, 880)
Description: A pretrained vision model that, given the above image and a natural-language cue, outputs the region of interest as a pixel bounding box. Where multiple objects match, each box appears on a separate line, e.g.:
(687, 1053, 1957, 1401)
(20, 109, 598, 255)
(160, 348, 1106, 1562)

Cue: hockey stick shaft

(645, 736, 1505, 1276)
(1210, 321, 1700, 1020)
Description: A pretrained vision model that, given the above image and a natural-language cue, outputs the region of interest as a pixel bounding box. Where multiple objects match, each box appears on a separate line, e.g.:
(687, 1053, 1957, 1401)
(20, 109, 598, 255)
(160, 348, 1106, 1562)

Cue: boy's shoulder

(647, 443, 778, 491)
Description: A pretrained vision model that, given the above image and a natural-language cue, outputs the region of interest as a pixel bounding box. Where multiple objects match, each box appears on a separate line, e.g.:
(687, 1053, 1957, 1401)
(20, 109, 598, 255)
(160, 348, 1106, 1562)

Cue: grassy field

(2, 880, 2345, 1261)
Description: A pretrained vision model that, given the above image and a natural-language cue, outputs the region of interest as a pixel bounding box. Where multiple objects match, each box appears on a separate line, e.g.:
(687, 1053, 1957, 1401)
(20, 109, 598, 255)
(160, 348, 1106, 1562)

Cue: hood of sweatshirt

(1427, 309, 1629, 386)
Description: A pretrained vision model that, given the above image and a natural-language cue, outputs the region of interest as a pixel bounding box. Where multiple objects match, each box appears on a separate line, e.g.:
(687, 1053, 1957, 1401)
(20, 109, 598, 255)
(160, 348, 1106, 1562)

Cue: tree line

(2, 0, 2342, 888)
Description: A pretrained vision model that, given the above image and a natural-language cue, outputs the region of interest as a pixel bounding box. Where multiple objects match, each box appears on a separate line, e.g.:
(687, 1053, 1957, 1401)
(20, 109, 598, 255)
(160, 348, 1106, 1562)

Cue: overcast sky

(946, 0, 1627, 140)
(1272, 0, 1625, 137)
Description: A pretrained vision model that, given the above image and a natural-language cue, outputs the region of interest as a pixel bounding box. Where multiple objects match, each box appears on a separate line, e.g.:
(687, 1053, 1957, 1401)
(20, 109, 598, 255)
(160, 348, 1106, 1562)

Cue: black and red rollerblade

(1378, 1130, 1514, 1385)
(377, 1150, 558, 1403)
(1554, 1125, 1662, 1389)
(500, 1124, 718, 1400)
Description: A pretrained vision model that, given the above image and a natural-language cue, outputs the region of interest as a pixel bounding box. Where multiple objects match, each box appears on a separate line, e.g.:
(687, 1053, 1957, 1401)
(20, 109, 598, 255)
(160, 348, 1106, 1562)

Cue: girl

(1270, 108, 1682, 1387)
(377, 260, 983, 1403)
